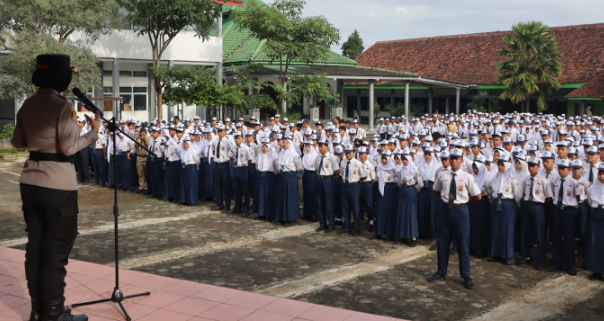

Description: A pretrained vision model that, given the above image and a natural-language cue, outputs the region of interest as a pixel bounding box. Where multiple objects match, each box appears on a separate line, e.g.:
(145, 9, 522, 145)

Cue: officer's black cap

(31, 54, 78, 92)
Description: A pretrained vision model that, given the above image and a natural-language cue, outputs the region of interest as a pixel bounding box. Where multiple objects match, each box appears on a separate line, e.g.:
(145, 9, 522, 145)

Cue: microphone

(72, 87, 104, 117)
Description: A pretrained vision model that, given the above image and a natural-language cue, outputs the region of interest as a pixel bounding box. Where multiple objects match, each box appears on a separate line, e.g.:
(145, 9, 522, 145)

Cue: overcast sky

(268, 0, 604, 54)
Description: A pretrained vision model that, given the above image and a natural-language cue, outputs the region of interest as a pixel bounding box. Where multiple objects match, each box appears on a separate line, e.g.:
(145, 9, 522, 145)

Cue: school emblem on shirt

(506, 187, 510, 192)
(325, 164, 329, 168)
(567, 191, 572, 197)
(221, 147, 225, 150)
(535, 189, 541, 195)
(387, 176, 391, 181)
(458, 186, 464, 192)
(353, 170, 356, 175)
(240, 152, 244, 158)
(70, 109, 77, 122)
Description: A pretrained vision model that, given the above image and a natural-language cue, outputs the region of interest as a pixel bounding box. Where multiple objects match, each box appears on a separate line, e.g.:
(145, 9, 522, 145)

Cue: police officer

(12, 54, 93, 321)
(428, 148, 482, 290)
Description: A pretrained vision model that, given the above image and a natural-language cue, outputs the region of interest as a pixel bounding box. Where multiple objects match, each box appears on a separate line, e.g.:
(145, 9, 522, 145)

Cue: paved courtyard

(1, 156, 603, 320)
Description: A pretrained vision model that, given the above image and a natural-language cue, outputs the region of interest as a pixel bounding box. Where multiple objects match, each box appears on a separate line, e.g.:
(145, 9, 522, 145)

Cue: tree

(119, 0, 224, 120)
(497, 21, 563, 111)
(233, 0, 340, 110)
(225, 64, 277, 115)
(341, 29, 364, 60)
(0, 0, 122, 99)
(153, 65, 222, 108)
(281, 74, 338, 107)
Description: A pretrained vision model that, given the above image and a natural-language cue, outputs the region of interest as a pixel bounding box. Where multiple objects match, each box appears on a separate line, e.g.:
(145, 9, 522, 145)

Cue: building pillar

(445, 97, 450, 115)
(148, 63, 156, 121)
(356, 96, 361, 120)
(216, 14, 223, 120)
(428, 88, 433, 116)
(579, 100, 586, 116)
(455, 88, 460, 115)
(521, 100, 525, 113)
(112, 58, 120, 120)
(282, 81, 288, 115)
(404, 82, 410, 119)
(369, 80, 375, 132)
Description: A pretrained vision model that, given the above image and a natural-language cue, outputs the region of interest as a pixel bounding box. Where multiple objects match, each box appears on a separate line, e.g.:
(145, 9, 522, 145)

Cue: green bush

(0, 124, 15, 140)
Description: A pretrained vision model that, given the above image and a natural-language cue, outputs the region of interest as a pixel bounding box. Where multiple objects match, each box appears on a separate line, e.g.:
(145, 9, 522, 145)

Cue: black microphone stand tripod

(72, 116, 155, 321)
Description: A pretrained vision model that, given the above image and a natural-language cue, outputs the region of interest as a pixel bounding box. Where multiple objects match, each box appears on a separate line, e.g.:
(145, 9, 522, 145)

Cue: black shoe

(369, 234, 381, 240)
(353, 230, 361, 236)
(282, 222, 292, 228)
(408, 239, 417, 247)
(429, 242, 438, 251)
(387, 236, 394, 242)
(266, 217, 274, 222)
(315, 226, 326, 232)
(324, 227, 335, 233)
(451, 244, 457, 251)
(536, 262, 545, 271)
(230, 209, 242, 214)
(549, 266, 562, 272)
(135, 189, 144, 194)
(426, 273, 445, 282)
(463, 278, 474, 289)
(487, 256, 496, 262)
(211, 206, 223, 211)
(335, 220, 343, 226)
(588, 273, 603, 281)
(337, 229, 349, 235)
(566, 267, 577, 276)
(517, 258, 528, 267)
(221, 208, 230, 214)
(505, 258, 515, 265)
(367, 224, 375, 233)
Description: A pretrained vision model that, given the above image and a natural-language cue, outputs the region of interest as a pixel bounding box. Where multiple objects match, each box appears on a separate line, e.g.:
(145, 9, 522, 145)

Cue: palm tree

(497, 21, 563, 111)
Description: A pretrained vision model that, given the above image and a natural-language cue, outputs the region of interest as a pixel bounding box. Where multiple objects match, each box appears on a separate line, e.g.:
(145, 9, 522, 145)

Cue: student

(255, 137, 279, 221)
(571, 159, 590, 258)
(468, 155, 491, 258)
(201, 129, 215, 200)
(584, 163, 604, 281)
(428, 148, 482, 290)
(276, 136, 303, 226)
(163, 126, 181, 201)
(418, 146, 440, 239)
(373, 150, 399, 240)
(339, 144, 367, 236)
(397, 149, 421, 246)
(315, 138, 340, 232)
(246, 130, 258, 208)
(148, 128, 165, 199)
(550, 159, 582, 275)
(517, 156, 552, 270)
(211, 124, 233, 212)
(358, 147, 376, 232)
(302, 141, 320, 221)
(333, 145, 345, 227)
(178, 136, 200, 205)
(232, 132, 253, 214)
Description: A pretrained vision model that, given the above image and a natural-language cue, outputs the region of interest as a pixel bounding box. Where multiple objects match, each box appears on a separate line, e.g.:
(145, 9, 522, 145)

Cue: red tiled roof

(356, 23, 604, 85)
(566, 74, 604, 98)
(212, 0, 243, 6)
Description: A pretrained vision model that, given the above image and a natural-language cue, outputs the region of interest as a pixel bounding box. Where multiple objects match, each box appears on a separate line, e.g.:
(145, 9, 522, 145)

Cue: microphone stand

(72, 116, 155, 321)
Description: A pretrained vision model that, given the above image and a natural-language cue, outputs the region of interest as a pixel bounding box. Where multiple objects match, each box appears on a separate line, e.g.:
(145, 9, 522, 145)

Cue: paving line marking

(0, 210, 217, 248)
(0, 169, 21, 177)
(258, 246, 431, 298)
(113, 222, 319, 269)
(469, 273, 604, 321)
(7, 179, 19, 185)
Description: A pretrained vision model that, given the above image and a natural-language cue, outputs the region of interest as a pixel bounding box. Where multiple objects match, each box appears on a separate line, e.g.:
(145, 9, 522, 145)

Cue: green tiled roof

(219, 0, 357, 66)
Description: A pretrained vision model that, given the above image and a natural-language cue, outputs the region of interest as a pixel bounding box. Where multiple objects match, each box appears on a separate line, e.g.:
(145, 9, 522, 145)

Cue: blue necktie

(557, 178, 565, 207)
(449, 172, 456, 206)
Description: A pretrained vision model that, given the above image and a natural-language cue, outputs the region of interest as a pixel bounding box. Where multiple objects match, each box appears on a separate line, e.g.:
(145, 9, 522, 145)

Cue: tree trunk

(155, 77, 163, 120)
(526, 94, 531, 112)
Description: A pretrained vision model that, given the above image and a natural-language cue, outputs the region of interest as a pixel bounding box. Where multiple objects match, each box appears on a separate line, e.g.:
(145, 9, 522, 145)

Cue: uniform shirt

(433, 168, 481, 205)
(574, 176, 590, 203)
(212, 136, 233, 163)
(339, 158, 367, 183)
(11, 88, 99, 191)
(233, 143, 253, 167)
(246, 142, 258, 164)
(540, 169, 559, 185)
(178, 147, 200, 166)
(136, 136, 152, 157)
(377, 123, 387, 134)
(164, 136, 181, 162)
(519, 174, 553, 203)
(315, 152, 340, 176)
(361, 159, 376, 182)
(582, 161, 601, 185)
(356, 127, 367, 140)
(281, 156, 303, 172)
(94, 131, 106, 149)
(149, 137, 164, 158)
(552, 175, 582, 207)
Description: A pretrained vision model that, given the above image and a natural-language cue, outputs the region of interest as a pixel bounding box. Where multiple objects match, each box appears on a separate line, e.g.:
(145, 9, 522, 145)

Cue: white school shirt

(233, 143, 253, 167)
(281, 157, 303, 172)
(433, 168, 481, 205)
(212, 136, 233, 163)
(315, 152, 340, 176)
(519, 174, 553, 203)
(582, 161, 601, 185)
(361, 159, 376, 182)
(94, 132, 106, 149)
(164, 136, 181, 161)
(574, 176, 590, 203)
(247, 142, 258, 164)
(148, 137, 164, 158)
(552, 175, 582, 207)
(339, 158, 367, 183)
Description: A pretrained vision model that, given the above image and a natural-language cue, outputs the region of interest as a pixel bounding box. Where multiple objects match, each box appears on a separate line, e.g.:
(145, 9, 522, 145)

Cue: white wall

(71, 30, 222, 64)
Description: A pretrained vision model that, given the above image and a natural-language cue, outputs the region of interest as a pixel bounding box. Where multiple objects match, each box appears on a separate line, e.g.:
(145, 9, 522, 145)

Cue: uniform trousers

(214, 162, 232, 209)
(149, 157, 164, 198)
(519, 201, 546, 262)
(302, 170, 319, 220)
(233, 166, 250, 211)
(93, 149, 107, 186)
(317, 177, 335, 229)
(360, 182, 374, 222)
(585, 207, 604, 274)
(164, 160, 181, 199)
(77, 147, 91, 183)
(137, 155, 147, 190)
(341, 183, 361, 232)
(437, 203, 471, 279)
(551, 205, 578, 269)
(20, 184, 78, 305)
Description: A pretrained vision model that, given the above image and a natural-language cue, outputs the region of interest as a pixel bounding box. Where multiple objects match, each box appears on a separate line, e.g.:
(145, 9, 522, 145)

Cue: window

(102, 70, 112, 77)
(119, 86, 147, 111)
(133, 71, 147, 78)
(119, 71, 132, 77)
(103, 87, 113, 94)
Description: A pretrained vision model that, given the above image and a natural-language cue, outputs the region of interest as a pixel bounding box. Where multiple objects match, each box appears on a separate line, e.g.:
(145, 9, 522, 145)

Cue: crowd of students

(75, 111, 604, 289)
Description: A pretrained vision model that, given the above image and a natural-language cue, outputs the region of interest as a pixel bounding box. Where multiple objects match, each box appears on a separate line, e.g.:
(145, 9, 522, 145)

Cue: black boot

(44, 298, 88, 321)
(29, 296, 43, 321)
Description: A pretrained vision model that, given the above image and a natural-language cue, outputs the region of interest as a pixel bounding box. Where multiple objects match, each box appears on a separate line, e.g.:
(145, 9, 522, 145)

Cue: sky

(267, 0, 604, 54)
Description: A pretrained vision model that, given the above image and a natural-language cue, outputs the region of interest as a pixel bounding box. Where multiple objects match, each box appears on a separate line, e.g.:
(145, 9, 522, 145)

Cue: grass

(0, 148, 27, 156)
(588, 305, 601, 311)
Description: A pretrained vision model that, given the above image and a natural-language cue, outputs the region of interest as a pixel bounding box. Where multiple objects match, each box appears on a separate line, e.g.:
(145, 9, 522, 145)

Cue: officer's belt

(29, 151, 74, 164)
(215, 161, 229, 166)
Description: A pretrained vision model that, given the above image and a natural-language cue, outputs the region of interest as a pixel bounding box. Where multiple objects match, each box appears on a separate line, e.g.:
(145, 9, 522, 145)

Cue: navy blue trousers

(107, 155, 119, 186)
(333, 179, 343, 220)
(317, 177, 335, 229)
(214, 162, 232, 209)
(94, 149, 107, 186)
(360, 182, 374, 222)
(519, 201, 546, 262)
(418, 182, 436, 238)
(437, 204, 471, 279)
(341, 184, 361, 232)
(248, 165, 257, 203)
(302, 171, 319, 220)
(203, 160, 214, 198)
(551, 205, 578, 269)
(233, 167, 250, 211)
(468, 197, 490, 257)
(256, 171, 276, 218)
(198, 158, 205, 199)
(179, 164, 198, 205)
(164, 160, 181, 199)
(150, 157, 164, 198)
(585, 208, 604, 274)
(78, 147, 91, 183)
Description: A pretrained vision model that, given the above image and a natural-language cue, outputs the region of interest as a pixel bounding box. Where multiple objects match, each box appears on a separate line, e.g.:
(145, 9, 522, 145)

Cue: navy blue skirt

(490, 199, 516, 259)
(396, 185, 419, 239)
(150, 157, 164, 198)
(376, 183, 399, 237)
(302, 170, 319, 219)
(585, 208, 604, 274)
(180, 164, 199, 205)
(468, 197, 491, 257)
(417, 182, 436, 238)
(108, 155, 117, 185)
(256, 171, 276, 218)
(202, 160, 214, 198)
(275, 171, 299, 222)
(198, 158, 205, 198)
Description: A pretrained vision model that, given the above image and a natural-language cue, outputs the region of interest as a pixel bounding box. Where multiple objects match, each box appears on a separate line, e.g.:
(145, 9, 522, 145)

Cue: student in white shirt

(358, 147, 376, 232)
(584, 163, 604, 280)
(232, 132, 253, 214)
(255, 137, 279, 221)
(339, 144, 367, 236)
(275, 137, 303, 226)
